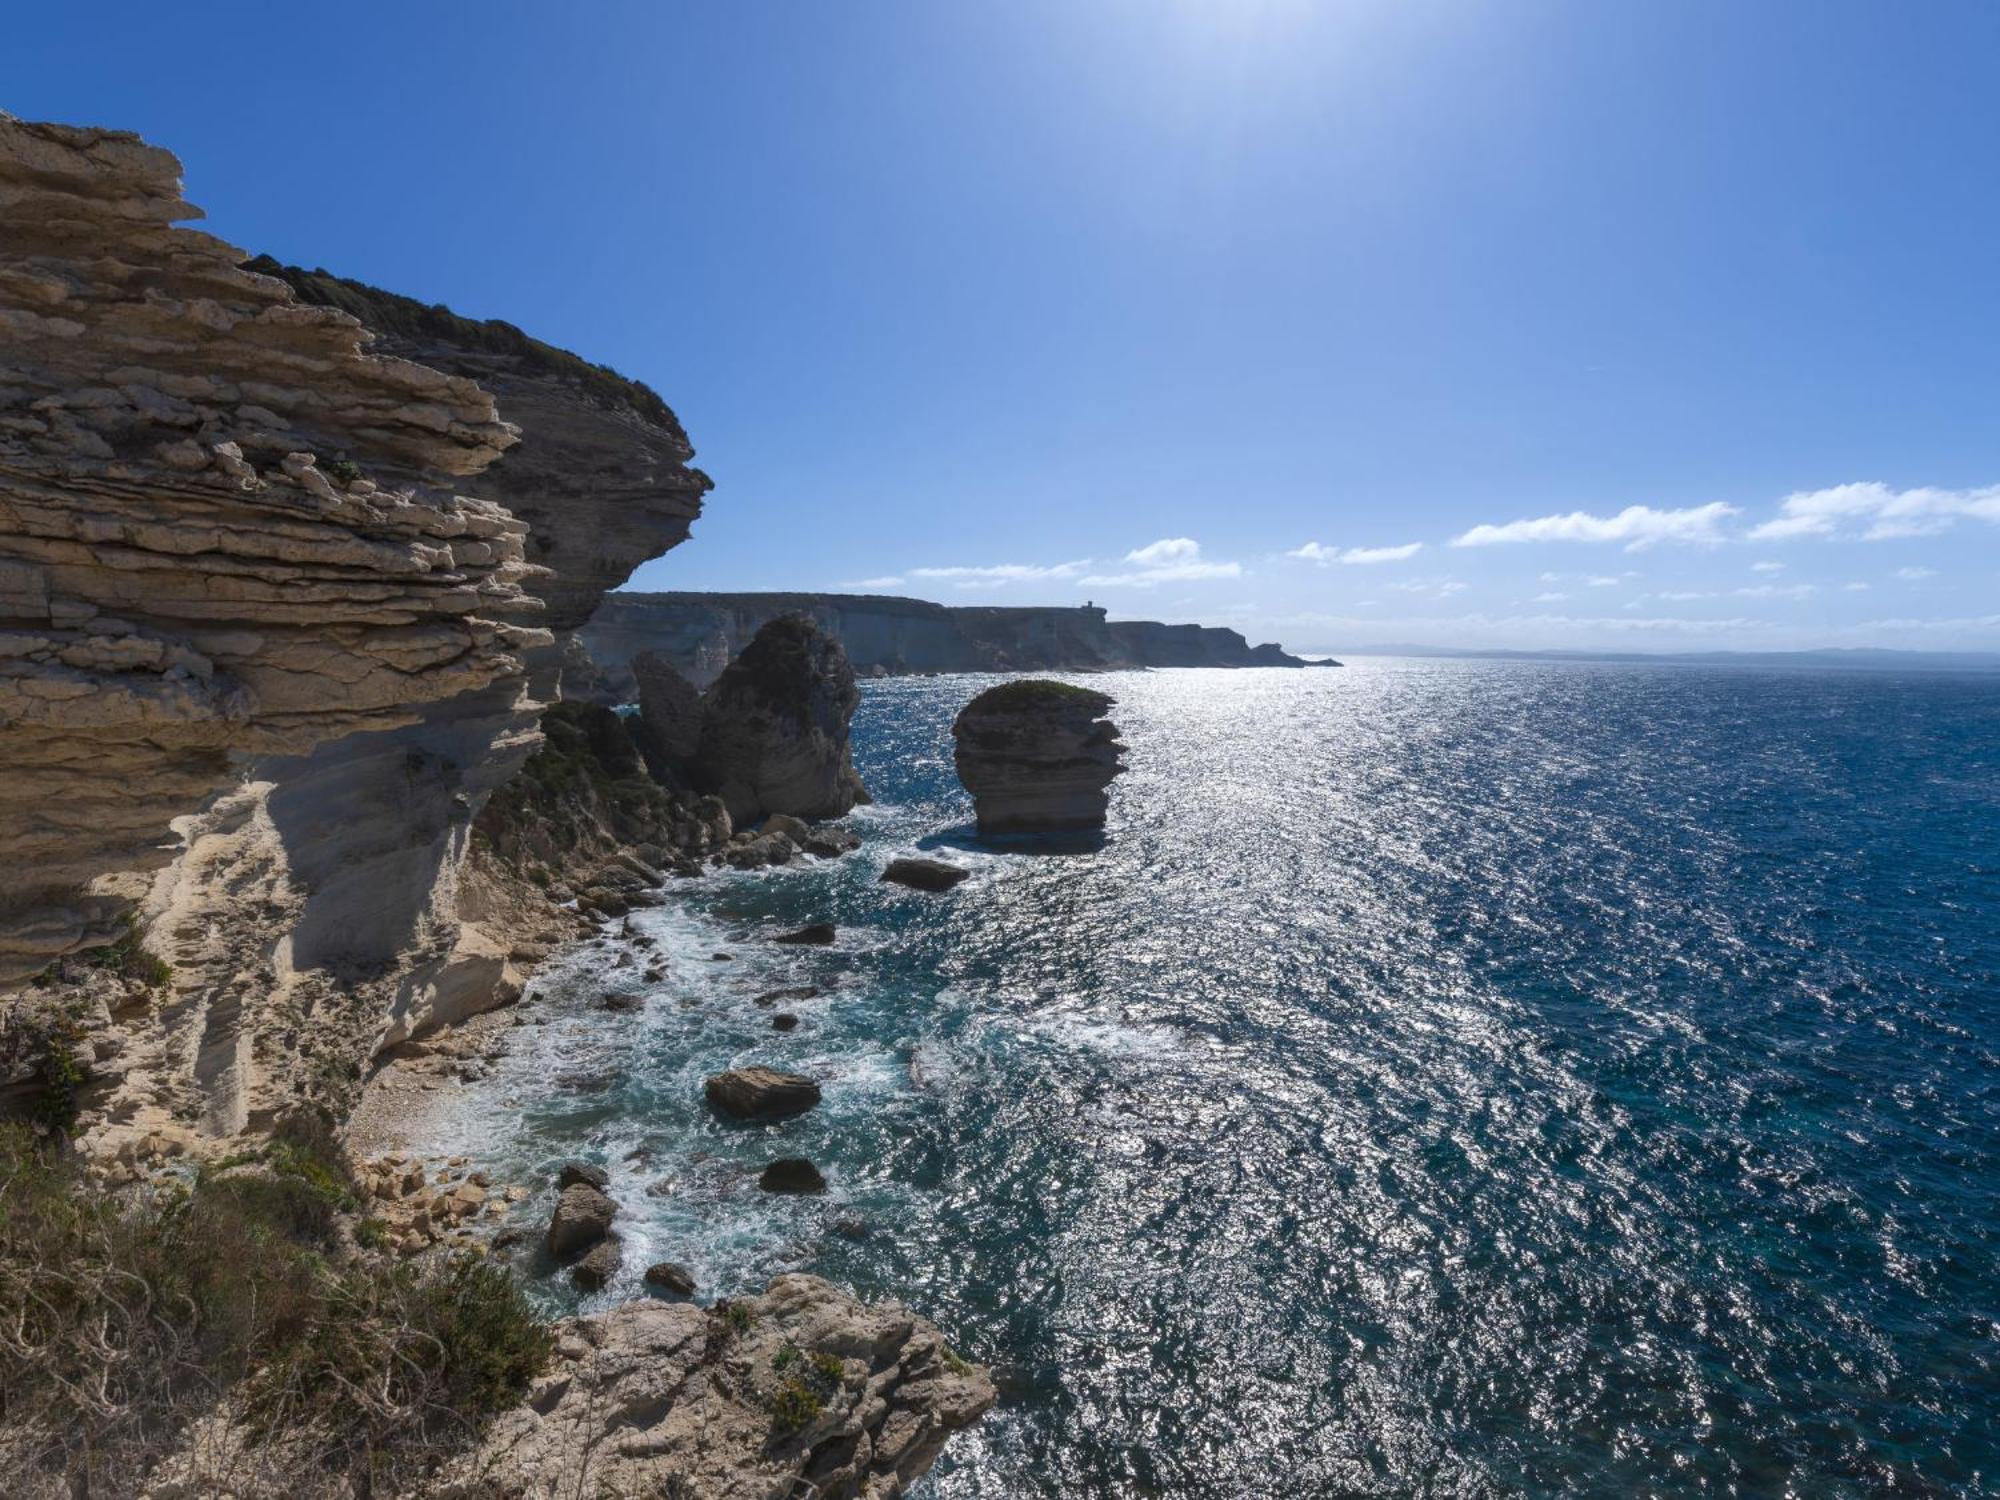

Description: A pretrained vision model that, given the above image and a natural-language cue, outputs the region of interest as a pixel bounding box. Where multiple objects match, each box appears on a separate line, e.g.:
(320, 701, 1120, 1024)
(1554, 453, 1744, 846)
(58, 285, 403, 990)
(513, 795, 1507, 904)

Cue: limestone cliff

(953, 679, 1125, 833)
(582, 590, 1328, 692)
(0, 117, 709, 1150)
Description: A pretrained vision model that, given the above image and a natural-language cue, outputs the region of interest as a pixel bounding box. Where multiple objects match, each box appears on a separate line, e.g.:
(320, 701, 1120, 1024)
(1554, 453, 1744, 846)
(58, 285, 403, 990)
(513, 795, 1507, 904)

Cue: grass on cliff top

(240, 254, 693, 441)
(0, 1115, 549, 1497)
(965, 678, 1112, 713)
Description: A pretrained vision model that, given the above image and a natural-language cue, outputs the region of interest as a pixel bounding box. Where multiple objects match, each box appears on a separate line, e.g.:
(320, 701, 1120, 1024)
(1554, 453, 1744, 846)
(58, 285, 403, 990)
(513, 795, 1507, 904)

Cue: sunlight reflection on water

(439, 659, 1999, 1497)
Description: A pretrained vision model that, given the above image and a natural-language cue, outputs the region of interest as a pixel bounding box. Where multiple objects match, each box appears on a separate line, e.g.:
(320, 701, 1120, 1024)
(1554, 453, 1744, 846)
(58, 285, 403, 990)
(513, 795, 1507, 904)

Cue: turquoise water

(436, 659, 1999, 1497)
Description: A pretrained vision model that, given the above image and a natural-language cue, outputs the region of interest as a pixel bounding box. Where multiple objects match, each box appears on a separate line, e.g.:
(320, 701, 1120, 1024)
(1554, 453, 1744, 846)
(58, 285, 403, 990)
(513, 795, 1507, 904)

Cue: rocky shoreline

(0, 113, 991, 1498)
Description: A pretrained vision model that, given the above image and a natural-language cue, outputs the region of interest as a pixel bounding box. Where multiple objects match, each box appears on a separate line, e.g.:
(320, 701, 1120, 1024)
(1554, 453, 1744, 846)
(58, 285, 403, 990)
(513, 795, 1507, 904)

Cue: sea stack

(951, 680, 1124, 834)
(688, 614, 868, 824)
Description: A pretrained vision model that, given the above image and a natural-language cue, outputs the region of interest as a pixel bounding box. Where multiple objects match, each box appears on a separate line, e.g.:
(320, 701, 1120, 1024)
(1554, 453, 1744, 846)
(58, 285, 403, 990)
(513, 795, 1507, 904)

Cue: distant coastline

(582, 590, 1338, 692)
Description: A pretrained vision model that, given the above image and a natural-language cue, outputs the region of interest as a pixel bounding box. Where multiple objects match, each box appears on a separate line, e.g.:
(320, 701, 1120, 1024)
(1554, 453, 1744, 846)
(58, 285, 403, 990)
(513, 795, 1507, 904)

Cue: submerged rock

(759, 1157, 828, 1194)
(547, 1181, 619, 1259)
(705, 1066, 821, 1120)
(951, 680, 1124, 833)
(772, 1013, 799, 1032)
(689, 614, 868, 825)
(881, 856, 971, 892)
(773, 921, 836, 946)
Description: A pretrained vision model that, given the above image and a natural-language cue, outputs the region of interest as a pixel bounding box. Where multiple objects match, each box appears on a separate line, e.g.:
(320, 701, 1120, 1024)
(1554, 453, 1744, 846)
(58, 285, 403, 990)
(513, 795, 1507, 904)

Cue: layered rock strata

(0, 116, 711, 1149)
(582, 590, 1325, 692)
(0, 118, 532, 984)
(953, 679, 1125, 833)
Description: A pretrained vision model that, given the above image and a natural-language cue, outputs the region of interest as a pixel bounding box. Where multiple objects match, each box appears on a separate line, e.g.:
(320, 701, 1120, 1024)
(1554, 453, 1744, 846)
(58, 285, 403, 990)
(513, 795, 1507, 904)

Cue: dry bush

(0, 1118, 549, 1498)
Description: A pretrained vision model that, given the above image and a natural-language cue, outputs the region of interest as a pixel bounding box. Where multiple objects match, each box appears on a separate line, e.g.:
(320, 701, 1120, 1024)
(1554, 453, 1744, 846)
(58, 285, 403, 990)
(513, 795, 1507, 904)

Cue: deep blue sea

(435, 658, 2000, 1497)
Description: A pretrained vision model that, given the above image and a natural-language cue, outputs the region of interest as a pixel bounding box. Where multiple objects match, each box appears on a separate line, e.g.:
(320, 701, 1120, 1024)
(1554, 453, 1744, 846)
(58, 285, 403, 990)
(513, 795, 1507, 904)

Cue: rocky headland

(0, 115, 988, 1498)
(582, 589, 1334, 693)
(952, 679, 1126, 833)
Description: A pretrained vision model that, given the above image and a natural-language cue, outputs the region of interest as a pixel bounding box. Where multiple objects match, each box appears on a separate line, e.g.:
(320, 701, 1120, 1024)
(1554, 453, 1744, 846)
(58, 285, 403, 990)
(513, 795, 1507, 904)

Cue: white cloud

(1289, 541, 1424, 565)
(1750, 560, 1786, 574)
(1747, 481, 2000, 542)
(1125, 537, 1201, 565)
(843, 575, 906, 589)
(1842, 581, 1871, 591)
(1452, 502, 1738, 550)
(1387, 578, 1467, 599)
(1894, 565, 1937, 581)
(1533, 591, 1568, 602)
(908, 559, 1092, 590)
(1585, 575, 1621, 588)
(1733, 583, 1818, 600)
(1080, 537, 1241, 588)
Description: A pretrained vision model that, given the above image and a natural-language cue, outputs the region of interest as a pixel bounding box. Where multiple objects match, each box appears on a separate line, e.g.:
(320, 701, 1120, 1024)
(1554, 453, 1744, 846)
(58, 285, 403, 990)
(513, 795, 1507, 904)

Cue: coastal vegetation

(0, 1117, 549, 1497)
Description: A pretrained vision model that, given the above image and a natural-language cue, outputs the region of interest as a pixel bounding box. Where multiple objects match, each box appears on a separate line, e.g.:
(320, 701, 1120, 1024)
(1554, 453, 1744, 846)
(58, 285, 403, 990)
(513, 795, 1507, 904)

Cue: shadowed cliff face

(581, 591, 1316, 693)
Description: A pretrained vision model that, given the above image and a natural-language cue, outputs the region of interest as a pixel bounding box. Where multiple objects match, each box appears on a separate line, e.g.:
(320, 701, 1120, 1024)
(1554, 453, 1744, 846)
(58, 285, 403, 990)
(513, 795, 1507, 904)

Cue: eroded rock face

(0, 116, 710, 1153)
(435, 1275, 994, 1500)
(0, 118, 534, 982)
(689, 614, 866, 825)
(952, 679, 1125, 834)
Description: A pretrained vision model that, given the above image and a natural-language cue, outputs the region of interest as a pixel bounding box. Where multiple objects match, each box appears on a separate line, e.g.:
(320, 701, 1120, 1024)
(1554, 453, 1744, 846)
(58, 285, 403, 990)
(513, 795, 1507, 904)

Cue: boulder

(880, 856, 971, 892)
(704, 1066, 821, 1120)
(597, 990, 644, 1013)
(761, 813, 811, 844)
(951, 680, 1124, 833)
(689, 615, 868, 825)
(720, 831, 798, 869)
(570, 1235, 623, 1291)
(758, 1157, 828, 1194)
(801, 826, 861, 859)
(643, 1261, 697, 1297)
(773, 922, 835, 946)
(547, 1182, 618, 1259)
(771, 1013, 799, 1032)
(558, 1162, 610, 1191)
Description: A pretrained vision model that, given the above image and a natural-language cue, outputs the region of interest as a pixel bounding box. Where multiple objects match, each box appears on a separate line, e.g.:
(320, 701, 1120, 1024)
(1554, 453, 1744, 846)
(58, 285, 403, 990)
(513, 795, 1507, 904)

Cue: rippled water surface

(437, 659, 1999, 1497)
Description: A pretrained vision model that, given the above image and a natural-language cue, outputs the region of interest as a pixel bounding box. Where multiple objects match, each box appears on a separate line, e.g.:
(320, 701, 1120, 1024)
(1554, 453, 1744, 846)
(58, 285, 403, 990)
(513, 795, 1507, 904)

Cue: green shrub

(722, 1300, 756, 1335)
(768, 1377, 823, 1436)
(320, 458, 363, 485)
(31, 1030, 86, 1135)
(810, 1350, 845, 1385)
(966, 678, 1111, 714)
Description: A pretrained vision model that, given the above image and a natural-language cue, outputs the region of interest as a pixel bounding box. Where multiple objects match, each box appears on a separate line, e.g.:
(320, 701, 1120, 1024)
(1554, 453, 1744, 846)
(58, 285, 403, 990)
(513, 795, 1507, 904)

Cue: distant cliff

(582, 592, 1333, 692)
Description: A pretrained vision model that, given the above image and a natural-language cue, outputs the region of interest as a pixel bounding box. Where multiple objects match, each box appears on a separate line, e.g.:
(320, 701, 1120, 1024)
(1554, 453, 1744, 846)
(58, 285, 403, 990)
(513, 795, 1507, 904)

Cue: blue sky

(8, 2, 1998, 653)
